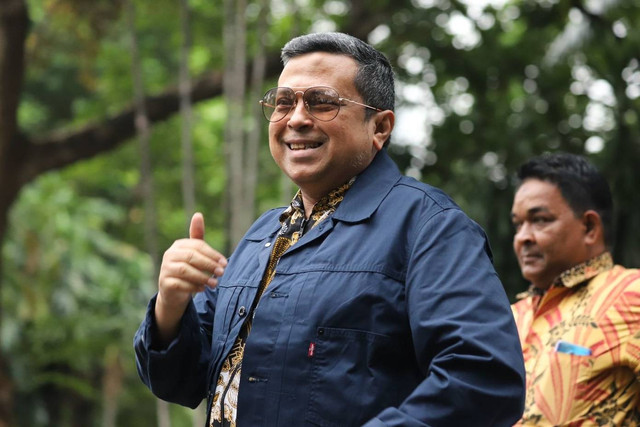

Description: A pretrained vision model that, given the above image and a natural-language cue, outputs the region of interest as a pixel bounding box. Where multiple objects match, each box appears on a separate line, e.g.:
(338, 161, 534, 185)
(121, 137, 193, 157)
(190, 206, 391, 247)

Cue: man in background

(510, 152, 640, 426)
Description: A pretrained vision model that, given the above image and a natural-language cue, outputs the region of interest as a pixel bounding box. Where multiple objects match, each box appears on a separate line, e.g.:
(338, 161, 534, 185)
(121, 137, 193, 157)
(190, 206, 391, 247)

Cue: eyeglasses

(259, 86, 382, 122)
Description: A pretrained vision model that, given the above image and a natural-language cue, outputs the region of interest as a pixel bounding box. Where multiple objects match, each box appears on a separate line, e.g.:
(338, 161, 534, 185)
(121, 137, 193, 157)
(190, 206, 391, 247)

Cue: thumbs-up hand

(154, 212, 228, 344)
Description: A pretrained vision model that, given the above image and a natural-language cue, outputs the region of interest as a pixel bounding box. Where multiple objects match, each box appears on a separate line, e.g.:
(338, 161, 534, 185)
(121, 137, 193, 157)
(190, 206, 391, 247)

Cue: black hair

(281, 32, 395, 145)
(517, 152, 614, 248)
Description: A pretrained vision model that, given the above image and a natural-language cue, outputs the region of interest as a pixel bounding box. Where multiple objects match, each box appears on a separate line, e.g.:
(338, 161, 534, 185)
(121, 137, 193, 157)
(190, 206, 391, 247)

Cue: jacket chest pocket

(305, 327, 404, 426)
(213, 283, 257, 337)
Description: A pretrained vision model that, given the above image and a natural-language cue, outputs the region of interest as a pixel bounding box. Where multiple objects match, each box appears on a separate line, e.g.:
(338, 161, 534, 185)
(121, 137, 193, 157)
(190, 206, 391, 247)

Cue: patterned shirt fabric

(210, 179, 354, 427)
(511, 252, 640, 426)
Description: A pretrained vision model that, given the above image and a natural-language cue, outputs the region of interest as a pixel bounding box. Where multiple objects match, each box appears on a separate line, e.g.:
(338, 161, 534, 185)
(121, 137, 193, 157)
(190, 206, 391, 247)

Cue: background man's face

(511, 179, 590, 289)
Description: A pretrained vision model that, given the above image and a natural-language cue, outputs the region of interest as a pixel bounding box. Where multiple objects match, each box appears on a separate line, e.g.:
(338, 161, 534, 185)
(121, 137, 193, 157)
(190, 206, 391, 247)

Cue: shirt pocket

(545, 347, 593, 386)
(530, 349, 594, 424)
(305, 327, 401, 427)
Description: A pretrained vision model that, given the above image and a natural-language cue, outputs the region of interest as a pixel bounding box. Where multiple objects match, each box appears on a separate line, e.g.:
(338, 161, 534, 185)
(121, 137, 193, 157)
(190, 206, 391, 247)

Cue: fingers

(158, 233, 228, 300)
(162, 239, 226, 282)
(154, 214, 226, 339)
(157, 213, 228, 317)
(174, 238, 227, 271)
(189, 212, 205, 240)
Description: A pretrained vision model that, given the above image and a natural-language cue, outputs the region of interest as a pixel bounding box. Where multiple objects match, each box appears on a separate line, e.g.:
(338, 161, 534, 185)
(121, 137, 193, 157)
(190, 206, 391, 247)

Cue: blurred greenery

(2, 0, 639, 425)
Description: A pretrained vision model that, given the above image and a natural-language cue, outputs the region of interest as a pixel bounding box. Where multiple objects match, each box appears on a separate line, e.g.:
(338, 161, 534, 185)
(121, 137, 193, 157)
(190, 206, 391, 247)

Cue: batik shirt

(210, 179, 354, 427)
(512, 252, 640, 426)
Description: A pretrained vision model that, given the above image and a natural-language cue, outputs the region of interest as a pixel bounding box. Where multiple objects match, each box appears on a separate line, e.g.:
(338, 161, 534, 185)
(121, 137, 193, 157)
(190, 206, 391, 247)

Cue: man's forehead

(512, 179, 567, 213)
(516, 179, 561, 199)
(278, 53, 357, 86)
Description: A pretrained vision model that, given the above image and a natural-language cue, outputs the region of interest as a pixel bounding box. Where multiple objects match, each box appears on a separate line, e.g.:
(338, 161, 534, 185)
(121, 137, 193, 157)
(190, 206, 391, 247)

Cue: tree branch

(19, 72, 220, 183)
(18, 53, 285, 187)
(15, 9, 390, 187)
(0, 0, 28, 162)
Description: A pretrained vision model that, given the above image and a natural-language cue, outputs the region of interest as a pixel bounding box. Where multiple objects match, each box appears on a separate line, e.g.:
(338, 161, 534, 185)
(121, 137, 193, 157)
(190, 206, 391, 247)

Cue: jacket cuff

(142, 294, 198, 357)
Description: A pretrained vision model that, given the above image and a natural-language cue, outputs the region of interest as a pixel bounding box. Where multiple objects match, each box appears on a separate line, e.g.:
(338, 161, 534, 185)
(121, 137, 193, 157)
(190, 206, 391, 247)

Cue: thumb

(189, 212, 205, 240)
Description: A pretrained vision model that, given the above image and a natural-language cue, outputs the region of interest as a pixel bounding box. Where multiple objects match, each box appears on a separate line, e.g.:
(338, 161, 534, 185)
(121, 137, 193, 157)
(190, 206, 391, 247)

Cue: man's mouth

(287, 142, 323, 150)
(520, 252, 542, 262)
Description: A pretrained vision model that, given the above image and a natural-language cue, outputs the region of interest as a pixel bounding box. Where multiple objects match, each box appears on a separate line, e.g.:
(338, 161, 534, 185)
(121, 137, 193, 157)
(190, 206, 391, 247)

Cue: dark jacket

(134, 149, 525, 426)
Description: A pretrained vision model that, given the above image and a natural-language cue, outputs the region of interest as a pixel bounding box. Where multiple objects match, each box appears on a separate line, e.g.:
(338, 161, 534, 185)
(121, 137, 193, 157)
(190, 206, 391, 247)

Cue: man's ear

(372, 110, 395, 151)
(582, 210, 603, 246)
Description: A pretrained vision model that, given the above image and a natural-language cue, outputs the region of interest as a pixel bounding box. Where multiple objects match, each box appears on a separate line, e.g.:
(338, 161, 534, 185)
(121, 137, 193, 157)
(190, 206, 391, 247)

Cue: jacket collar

(245, 149, 401, 242)
(332, 149, 401, 223)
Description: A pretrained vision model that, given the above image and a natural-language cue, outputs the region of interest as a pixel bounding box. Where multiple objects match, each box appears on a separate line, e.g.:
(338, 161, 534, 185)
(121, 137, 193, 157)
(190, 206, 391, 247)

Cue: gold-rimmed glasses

(259, 86, 382, 122)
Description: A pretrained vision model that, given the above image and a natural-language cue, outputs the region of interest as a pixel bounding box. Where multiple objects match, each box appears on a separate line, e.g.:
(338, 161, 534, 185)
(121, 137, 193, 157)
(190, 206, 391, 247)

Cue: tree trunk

(278, 0, 301, 206)
(244, 0, 268, 224)
(179, 0, 196, 227)
(223, 0, 248, 251)
(156, 401, 171, 427)
(127, 1, 163, 426)
(128, 0, 160, 272)
(101, 347, 123, 427)
(0, 1, 28, 424)
(177, 2, 207, 424)
(192, 401, 206, 427)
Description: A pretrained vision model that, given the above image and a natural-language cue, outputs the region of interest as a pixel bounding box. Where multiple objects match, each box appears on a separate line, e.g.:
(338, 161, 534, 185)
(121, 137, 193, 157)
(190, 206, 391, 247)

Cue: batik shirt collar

(554, 251, 613, 288)
(279, 177, 356, 228)
(517, 252, 614, 299)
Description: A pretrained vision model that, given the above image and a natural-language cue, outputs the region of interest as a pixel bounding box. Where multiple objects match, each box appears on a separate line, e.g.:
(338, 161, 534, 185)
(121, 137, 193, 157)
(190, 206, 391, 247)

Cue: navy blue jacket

(134, 150, 525, 426)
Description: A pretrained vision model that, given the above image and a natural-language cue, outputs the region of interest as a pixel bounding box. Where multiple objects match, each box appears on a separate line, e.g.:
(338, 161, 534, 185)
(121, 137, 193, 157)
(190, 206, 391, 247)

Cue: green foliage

(5, 0, 640, 425)
(2, 172, 153, 426)
(381, 0, 640, 298)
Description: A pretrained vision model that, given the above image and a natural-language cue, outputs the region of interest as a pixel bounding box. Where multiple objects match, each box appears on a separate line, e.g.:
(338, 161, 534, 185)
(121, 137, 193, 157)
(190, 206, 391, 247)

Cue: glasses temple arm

(340, 98, 383, 112)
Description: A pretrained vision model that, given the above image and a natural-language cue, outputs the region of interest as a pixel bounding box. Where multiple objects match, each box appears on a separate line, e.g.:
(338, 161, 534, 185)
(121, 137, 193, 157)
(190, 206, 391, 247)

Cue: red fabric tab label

(308, 342, 315, 358)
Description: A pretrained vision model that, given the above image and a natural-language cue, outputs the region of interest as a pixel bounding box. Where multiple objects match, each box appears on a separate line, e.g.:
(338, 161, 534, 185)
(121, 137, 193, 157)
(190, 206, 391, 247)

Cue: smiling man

(510, 152, 640, 426)
(134, 32, 526, 427)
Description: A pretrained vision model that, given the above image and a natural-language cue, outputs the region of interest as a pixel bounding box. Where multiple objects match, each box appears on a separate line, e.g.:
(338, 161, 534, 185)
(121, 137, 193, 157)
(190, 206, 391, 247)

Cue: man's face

(511, 179, 590, 290)
(268, 52, 383, 201)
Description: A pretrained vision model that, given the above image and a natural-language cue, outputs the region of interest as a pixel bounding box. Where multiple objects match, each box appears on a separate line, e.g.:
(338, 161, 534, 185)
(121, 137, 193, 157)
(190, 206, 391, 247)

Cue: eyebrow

(510, 206, 551, 220)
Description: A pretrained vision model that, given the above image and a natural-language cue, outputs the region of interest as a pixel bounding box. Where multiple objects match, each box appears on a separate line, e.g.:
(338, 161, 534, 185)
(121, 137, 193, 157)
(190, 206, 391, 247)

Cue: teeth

(289, 143, 320, 150)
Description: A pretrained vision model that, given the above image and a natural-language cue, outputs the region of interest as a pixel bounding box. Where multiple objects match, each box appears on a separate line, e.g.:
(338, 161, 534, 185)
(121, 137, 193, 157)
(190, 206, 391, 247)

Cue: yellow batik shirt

(512, 252, 640, 426)
(210, 179, 354, 427)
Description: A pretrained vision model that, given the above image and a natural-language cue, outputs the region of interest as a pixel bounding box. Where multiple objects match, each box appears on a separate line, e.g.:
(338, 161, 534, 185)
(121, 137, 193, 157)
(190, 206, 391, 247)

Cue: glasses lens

(304, 87, 340, 121)
(262, 88, 295, 122)
(260, 87, 342, 122)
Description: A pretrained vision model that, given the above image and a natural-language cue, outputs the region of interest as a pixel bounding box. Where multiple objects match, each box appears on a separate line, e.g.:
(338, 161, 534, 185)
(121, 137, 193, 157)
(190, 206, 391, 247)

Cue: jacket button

(265, 242, 271, 247)
(318, 328, 324, 335)
(238, 306, 247, 317)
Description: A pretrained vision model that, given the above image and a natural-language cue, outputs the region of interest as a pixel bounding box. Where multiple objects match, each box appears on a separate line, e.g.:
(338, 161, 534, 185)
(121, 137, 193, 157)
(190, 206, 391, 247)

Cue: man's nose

(287, 96, 313, 125)
(514, 222, 534, 244)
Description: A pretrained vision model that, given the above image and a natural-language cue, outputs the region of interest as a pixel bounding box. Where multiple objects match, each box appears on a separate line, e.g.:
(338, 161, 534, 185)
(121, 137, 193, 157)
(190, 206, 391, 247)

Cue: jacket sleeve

(133, 291, 216, 409)
(365, 207, 525, 427)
